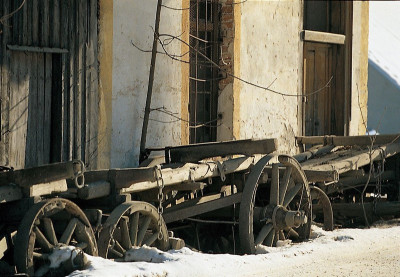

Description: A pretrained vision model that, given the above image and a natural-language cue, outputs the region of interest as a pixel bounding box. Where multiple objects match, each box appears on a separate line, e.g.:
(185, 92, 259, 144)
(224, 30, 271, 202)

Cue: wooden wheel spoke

(33, 227, 53, 252)
(120, 216, 132, 250)
(137, 216, 152, 246)
(279, 167, 292, 205)
(33, 252, 49, 260)
(254, 223, 273, 245)
(264, 230, 275, 247)
(283, 183, 302, 207)
(76, 242, 88, 250)
(109, 248, 124, 258)
(279, 230, 285, 241)
(130, 212, 139, 247)
(143, 232, 159, 247)
(114, 240, 126, 254)
(270, 164, 279, 205)
(59, 218, 78, 245)
(42, 218, 58, 246)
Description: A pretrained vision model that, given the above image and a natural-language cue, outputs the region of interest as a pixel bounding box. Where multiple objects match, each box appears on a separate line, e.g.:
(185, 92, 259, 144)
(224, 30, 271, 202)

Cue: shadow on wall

(367, 60, 400, 134)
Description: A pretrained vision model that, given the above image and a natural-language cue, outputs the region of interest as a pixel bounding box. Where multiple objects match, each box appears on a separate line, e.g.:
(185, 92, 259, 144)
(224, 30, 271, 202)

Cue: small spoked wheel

(98, 201, 169, 259)
(14, 198, 98, 276)
(239, 155, 311, 254)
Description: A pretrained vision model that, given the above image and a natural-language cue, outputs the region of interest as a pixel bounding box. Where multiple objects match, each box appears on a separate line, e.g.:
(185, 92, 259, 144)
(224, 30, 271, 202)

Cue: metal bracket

(216, 161, 226, 182)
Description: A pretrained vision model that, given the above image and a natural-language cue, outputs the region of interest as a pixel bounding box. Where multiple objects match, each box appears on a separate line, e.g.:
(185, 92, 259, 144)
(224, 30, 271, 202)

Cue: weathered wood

(163, 193, 242, 224)
(109, 167, 158, 189)
(120, 154, 277, 193)
(302, 30, 346, 45)
(0, 184, 23, 203)
(319, 201, 400, 217)
(78, 181, 111, 200)
(0, 161, 76, 187)
(165, 139, 277, 163)
(300, 142, 400, 175)
(294, 144, 335, 163)
(304, 169, 339, 183)
(7, 45, 68, 53)
(296, 134, 400, 146)
(24, 179, 68, 197)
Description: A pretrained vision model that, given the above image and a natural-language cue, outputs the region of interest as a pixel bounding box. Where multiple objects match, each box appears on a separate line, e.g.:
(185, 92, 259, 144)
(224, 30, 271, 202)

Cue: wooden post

(139, 0, 163, 163)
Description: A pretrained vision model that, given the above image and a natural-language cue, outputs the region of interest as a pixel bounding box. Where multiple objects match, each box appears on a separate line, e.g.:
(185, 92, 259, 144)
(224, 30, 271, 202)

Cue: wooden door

(303, 42, 333, 136)
(9, 52, 52, 169)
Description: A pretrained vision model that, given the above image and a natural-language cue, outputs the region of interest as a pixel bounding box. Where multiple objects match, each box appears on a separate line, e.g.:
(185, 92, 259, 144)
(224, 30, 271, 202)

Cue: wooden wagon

(2, 135, 400, 276)
(0, 138, 313, 275)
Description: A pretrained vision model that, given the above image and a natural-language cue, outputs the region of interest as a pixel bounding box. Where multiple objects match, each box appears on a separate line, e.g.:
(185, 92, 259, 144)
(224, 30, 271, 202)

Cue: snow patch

(48, 245, 79, 269)
(124, 246, 177, 263)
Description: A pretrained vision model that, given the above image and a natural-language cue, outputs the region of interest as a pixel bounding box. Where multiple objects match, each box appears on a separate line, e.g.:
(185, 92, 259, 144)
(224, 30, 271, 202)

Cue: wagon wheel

(239, 155, 312, 254)
(98, 201, 169, 259)
(14, 198, 97, 276)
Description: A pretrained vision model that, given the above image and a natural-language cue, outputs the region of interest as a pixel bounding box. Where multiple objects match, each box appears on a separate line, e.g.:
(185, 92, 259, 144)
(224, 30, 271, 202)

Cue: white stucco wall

(111, 0, 183, 167)
(238, 0, 303, 154)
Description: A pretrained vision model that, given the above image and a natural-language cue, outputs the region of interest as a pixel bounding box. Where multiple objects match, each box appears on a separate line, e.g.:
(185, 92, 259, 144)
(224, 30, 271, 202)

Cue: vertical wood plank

(79, 0, 88, 164)
(32, 0, 39, 45)
(69, 0, 77, 160)
(44, 53, 52, 164)
(60, 0, 70, 161)
(86, 0, 99, 168)
(0, 1, 11, 166)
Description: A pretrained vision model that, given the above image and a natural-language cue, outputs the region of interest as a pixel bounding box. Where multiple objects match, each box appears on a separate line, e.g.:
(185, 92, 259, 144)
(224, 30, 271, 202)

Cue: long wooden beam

(165, 139, 277, 163)
(163, 193, 242, 223)
(296, 134, 400, 147)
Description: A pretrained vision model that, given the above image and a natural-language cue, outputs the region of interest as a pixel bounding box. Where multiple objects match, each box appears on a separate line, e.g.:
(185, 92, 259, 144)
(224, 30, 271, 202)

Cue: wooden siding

(0, 0, 99, 169)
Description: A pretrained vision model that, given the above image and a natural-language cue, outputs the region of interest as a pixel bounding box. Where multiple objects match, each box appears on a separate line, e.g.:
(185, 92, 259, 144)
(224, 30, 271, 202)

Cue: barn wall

(237, 0, 304, 154)
(111, 0, 183, 167)
(0, 0, 99, 169)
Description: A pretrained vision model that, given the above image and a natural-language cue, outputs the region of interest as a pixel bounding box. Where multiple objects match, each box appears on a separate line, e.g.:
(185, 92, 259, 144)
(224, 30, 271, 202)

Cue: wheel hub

(260, 205, 308, 230)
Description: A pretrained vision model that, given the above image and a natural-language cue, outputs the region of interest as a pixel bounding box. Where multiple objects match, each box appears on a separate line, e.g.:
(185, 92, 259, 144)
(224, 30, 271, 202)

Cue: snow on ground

(70, 222, 400, 277)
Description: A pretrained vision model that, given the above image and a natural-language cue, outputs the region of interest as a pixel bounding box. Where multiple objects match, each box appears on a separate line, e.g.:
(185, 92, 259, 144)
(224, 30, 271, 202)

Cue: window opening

(189, 0, 220, 143)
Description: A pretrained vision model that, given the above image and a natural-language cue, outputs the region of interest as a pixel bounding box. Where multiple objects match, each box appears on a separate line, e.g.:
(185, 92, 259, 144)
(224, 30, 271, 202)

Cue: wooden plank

(109, 167, 158, 189)
(325, 201, 400, 218)
(301, 142, 400, 174)
(166, 139, 277, 163)
(44, 53, 52, 164)
(36, 52, 45, 166)
(163, 193, 242, 223)
(25, 179, 68, 197)
(296, 134, 400, 146)
(294, 144, 334, 163)
(0, 161, 76, 187)
(0, 1, 11, 166)
(86, 0, 99, 169)
(9, 51, 28, 169)
(70, 0, 77, 160)
(60, 0, 71, 160)
(0, 184, 23, 203)
(302, 30, 345, 45)
(7, 45, 68, 53)
(304, 169, 339, 183)
(120, 154, 278, 193)
(78, 181, 111, 200)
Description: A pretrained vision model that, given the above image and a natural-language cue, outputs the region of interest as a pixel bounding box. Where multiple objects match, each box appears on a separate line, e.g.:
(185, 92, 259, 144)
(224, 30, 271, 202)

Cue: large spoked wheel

(98, 201, 169, 259)
(239, 155, 312, 254)
(14, 198, 98, 276)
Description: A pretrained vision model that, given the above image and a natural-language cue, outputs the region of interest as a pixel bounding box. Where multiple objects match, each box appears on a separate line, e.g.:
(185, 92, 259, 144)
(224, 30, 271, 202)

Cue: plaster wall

(238, 0, 303, 154)
(368, 62, 400, 134)
(111, 0, 183, 167)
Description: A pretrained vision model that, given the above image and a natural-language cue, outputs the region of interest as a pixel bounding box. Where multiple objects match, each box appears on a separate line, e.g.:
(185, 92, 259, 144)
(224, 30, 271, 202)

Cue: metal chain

(155, 165, 165, 240)
(373, 161, 383, 215)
